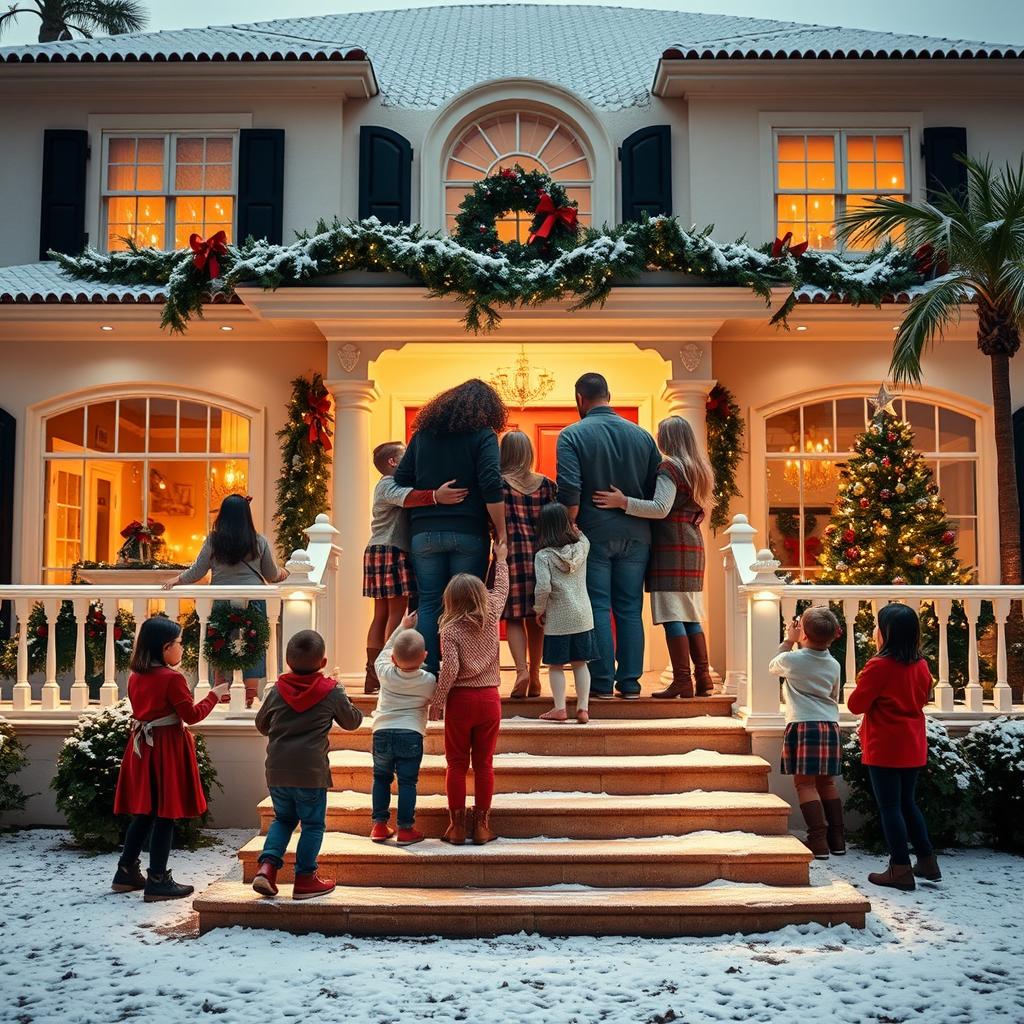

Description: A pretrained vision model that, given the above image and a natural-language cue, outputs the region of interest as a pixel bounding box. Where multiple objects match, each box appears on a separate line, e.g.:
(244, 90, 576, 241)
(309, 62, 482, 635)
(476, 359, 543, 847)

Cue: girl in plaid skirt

(498, 431, 557, 699)
(768, 608, 846, 860)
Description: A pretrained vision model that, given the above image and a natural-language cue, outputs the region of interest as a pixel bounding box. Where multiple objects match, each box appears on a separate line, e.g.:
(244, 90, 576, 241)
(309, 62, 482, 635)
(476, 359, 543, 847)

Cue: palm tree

(837, 156, 1022, 588)
(0, 1, 147, 43)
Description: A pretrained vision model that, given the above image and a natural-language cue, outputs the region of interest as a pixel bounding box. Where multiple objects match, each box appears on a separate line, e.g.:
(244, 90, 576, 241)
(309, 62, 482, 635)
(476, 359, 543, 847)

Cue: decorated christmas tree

(818, 386, 970, 587)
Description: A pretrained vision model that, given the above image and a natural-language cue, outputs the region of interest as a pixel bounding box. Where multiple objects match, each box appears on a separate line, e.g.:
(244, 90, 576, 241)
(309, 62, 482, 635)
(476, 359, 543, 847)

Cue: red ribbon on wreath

(783, 535, 822, 564)
(303, 392, 333, 450)
(770, 231, 809, 259)
(189, 230, 228, 279)
(528, 192, 578, 244)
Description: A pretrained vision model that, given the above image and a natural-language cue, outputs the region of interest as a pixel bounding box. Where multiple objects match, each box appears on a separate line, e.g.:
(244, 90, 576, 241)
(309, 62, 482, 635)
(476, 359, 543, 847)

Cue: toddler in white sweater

(533, 502, 597, 725)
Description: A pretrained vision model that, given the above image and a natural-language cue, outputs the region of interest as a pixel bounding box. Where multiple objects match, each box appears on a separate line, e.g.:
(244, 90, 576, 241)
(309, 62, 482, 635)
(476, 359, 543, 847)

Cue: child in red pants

(428, 538, 509, 846)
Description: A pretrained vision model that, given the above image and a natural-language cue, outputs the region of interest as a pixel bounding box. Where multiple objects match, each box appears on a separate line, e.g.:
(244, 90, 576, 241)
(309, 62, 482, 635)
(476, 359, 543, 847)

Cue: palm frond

(0, 8, 37, 38)
(73, 0, 147, 34)
(835, 197, 953, 251)
(890, 275, 973, 385)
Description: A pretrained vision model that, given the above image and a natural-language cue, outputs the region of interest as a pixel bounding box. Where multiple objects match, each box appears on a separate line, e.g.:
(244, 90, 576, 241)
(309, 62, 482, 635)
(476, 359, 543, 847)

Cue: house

(1, 2, 1022, 690)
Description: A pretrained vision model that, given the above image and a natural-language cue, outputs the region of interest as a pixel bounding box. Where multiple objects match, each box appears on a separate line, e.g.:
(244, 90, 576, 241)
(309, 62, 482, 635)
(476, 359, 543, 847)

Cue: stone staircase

(194, 678, 868, 937)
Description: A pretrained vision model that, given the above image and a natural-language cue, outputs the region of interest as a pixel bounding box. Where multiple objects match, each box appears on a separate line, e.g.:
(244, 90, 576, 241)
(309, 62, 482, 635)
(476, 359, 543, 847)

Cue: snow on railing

(0, 516, 340, 716)
(721, 514, 1023, 724)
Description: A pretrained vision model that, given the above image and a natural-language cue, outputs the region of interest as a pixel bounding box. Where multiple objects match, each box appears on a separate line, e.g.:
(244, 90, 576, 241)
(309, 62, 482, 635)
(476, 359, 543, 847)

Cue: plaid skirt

(780, 720, 842, 776)
(362, 544, 415, 599)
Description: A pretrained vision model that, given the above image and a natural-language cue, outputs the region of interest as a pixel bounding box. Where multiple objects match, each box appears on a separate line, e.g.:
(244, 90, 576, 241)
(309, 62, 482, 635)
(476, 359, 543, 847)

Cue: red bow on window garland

(303, 392, 333, 450)
(783, 535, 822, 564)
(770, 231, 809, 259)
(528, 192, 578, 244)
(189, 231, 228, 279)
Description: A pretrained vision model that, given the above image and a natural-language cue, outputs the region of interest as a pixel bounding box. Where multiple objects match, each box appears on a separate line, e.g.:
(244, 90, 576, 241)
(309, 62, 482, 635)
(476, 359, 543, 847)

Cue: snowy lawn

(2, 828, 1022, 1024)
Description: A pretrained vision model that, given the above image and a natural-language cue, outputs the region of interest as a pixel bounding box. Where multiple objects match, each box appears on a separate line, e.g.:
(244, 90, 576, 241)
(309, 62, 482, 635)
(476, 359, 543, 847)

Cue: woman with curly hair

(394, 379, 508, 673)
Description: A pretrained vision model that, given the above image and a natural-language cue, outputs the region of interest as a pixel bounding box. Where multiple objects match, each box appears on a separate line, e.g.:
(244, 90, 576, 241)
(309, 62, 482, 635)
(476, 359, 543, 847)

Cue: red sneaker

(292, 871, 336, 900)
(396, 827, 424, 846)
(370, 822, 395, 843)
(252, 861, 279, 897)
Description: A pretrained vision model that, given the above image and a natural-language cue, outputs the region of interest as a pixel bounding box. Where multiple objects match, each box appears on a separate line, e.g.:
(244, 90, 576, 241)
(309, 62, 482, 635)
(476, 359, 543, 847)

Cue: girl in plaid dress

(768, 608, 845, 860)
(498, 431, 557, 699)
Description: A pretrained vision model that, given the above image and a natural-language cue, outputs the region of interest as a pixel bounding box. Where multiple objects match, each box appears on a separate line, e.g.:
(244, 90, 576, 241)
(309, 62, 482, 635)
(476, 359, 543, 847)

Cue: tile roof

(0, 5, 1019, 109)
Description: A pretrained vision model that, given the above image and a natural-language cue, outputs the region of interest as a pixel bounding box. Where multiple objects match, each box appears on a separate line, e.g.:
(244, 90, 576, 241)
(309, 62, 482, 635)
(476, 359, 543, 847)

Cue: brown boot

(652, 635, 694, 698)
(822, 797, 847, 855)
(364, 647, 382, 694)
(472, 808, 497, 845)
(799, 800, 831, 859)
(913, 853, 942, 881)
(441, 808, 467, 846)
(688, 631, 715, 696)
(868, 860, 916, 891)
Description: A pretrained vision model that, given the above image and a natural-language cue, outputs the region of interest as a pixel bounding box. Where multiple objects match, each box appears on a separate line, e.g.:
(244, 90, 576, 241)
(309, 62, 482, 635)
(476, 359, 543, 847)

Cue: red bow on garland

(189, 230, 228, 279)
(302, 392, 333, 450)
(913, 243, 949, 278)
(783, 535, 822, 564)
(770, 231, 809, 259)
(528, 192, 578, 244)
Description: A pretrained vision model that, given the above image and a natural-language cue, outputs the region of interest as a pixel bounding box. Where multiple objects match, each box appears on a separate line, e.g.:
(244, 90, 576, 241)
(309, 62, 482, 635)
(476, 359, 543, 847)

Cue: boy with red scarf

(252, 630, 362, 899)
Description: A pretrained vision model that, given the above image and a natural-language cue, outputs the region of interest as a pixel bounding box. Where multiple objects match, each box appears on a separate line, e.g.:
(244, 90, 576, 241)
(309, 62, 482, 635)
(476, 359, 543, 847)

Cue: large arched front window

(41, 396, 252, 582)
(765, 395, 979, 578)
(444, 111, 592, 241)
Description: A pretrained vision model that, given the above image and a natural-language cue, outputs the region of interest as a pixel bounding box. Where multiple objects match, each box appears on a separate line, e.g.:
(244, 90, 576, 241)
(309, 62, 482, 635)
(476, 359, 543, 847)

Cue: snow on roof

(0, 5, 1019, 109)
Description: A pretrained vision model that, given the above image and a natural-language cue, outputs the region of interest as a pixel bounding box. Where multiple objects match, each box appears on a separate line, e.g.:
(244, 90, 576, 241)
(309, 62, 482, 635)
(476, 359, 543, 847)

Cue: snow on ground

(2, 828, 1022, 1024)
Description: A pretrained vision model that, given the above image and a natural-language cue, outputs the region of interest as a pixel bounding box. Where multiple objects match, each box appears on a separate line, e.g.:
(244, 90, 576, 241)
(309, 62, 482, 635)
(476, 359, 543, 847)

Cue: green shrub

(0, 718, 29, 818)
(841, 717, 979, 850)
(51, 701, 219, 852)
(961, 717, 1024, 851)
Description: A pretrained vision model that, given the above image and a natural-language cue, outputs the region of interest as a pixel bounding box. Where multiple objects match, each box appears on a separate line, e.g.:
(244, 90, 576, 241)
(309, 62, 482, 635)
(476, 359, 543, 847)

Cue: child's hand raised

(211, 681, 231, 699)
(785, 618, 802, 645)
(435, 480, 469, 505)
(401, 610, 418, 630)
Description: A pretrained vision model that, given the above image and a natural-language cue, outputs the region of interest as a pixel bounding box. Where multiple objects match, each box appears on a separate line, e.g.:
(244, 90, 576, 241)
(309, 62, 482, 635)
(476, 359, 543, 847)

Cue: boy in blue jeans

(371, 611, 436, 845)
(252, 630, 362, 900)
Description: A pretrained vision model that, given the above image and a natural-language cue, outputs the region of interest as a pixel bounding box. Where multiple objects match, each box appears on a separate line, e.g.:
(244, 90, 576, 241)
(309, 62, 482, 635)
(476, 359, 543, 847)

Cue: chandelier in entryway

(783, 434, 837, 490)
(489, 346, 556, 410)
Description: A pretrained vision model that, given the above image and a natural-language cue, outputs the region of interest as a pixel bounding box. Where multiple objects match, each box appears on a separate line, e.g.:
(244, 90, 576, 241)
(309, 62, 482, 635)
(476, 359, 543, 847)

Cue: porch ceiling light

(219, 325, 234, 332)
(489, 345, 555, 411)
(100, 324, 114, 331)
(795, 325, 808, 331)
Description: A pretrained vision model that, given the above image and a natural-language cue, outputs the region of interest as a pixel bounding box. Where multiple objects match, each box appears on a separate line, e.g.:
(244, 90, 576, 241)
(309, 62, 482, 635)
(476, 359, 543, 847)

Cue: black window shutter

(39, 129, 88, 260)
(237, 129, 285, 244)
(922, 126, 968, 203)
(0, 409, 14, 641)
(359, 126, 412, 224)
(619, 125, 672, 221)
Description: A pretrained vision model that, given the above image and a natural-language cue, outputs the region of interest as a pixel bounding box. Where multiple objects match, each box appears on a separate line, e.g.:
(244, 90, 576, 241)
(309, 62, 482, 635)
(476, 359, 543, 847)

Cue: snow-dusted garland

(52, 216, 923, 334)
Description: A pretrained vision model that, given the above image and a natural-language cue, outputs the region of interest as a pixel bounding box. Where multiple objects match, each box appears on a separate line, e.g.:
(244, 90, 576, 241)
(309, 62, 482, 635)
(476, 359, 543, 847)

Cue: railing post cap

(749, 548, 783, 587)
(304, 514, 340, 539)
(285, 549, 315, 579)
(723, 513, 757, 540)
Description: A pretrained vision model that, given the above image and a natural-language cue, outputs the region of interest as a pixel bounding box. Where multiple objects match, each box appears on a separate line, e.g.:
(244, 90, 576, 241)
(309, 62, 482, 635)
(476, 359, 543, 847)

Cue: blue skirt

(542, 629, 598, 667)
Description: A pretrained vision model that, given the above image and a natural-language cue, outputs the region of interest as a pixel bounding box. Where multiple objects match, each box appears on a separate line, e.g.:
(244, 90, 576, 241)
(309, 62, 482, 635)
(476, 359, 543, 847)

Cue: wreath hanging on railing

(453, 164, 579, 261)
(202, 602, 270, 673)
(706, 384, 745, 534)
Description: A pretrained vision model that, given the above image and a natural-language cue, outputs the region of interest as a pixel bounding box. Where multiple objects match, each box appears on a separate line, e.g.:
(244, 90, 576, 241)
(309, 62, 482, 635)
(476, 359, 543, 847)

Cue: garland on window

(274, 373, 333, 561)
(203, 602, 271, 673)
(706, 384, 745, 533)
(52, 217, 924, 335)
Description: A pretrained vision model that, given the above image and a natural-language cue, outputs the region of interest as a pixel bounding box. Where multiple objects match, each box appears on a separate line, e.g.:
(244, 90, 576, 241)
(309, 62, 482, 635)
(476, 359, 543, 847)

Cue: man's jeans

(371, 729, 426, 828)
(259, 786, 328, 876)
(410, 531, 489, 674)
(586, 538, 650, 695)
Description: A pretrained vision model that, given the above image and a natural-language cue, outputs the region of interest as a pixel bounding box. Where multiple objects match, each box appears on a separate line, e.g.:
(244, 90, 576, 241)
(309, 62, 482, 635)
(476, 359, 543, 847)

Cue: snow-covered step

(237, 833, 813, 888)
(194, 880, 869, 937)
(330, 717, 751, 757)
(258, 790, 792, 839)
(329, 749, 770, 795)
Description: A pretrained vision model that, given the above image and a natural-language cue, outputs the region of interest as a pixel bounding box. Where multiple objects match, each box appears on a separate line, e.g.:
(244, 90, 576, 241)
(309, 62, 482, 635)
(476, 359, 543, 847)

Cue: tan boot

(653, 635, 694, 698)
(364, 647, 382, 694)
(472, 808, 497, 845)
(798, 800, 831, 859)
(868, 860, 916, 891)
(822, 797, 847, 855)
(688, 632, 715, 696)
(441, 808, 467, 846)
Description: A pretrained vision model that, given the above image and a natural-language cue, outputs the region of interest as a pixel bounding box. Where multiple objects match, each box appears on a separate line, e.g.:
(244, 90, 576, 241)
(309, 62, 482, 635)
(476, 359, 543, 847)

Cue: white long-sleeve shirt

(372, 628, 437, 735)
(768, 643, 841, 724)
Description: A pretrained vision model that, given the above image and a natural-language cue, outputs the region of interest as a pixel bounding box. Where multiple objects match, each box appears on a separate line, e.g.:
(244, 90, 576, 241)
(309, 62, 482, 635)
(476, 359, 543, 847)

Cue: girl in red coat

(847, 603, 940, 891)
(112, 617, 228, 901)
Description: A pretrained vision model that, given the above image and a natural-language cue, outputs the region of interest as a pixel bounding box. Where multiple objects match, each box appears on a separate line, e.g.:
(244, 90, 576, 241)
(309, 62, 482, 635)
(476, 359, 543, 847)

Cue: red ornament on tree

(859, 498, 870, 509)
(845, 546, 861, 561)
(942, 530, 956, 545)
(881, 457, 891, 468)
(842, 529, 856, 543)
(880, 489, 892, 500)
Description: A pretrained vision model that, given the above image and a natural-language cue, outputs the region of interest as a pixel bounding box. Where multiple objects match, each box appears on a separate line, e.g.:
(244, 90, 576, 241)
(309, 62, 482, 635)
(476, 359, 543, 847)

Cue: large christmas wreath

(453, 164, 579, 261)
(203, 602, 270, 673)
(706, 384, 745, 533)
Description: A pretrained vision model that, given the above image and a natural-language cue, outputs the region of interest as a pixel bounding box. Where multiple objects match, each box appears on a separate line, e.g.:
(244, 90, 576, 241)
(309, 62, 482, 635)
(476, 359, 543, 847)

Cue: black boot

(111, 859, 146, 893)
(143, 870, 194, 903)
(688, 632, 715, 696)
(653, 635, 694, 698)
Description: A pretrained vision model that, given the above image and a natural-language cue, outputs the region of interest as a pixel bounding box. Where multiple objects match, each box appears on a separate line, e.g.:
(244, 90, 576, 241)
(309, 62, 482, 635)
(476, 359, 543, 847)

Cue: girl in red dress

(112, 617, 228, 901)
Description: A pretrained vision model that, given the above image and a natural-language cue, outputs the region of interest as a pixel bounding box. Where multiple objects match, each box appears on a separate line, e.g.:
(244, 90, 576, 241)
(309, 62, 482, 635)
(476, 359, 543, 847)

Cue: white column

(325, 379, 379, 680)
(933, 597, 954, 711)
(992, 598, 1013, 712)
(743, 549, 785, 724)
(70, 597, 89, 711)
(12, 598, 32, 711)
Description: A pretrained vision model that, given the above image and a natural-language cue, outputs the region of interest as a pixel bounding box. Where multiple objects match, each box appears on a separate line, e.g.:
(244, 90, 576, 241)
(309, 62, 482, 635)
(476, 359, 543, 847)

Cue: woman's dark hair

(210, 493, 259, 564)
(537, 502, 579, 550)
(130, 615, 182, 673)
(876, 603, 923, 664)
(412, 379, 508, 435)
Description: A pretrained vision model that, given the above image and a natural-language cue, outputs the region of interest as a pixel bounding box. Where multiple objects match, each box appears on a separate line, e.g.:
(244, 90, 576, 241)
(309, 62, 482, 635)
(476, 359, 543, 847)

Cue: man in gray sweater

(556, 372, 661, 698)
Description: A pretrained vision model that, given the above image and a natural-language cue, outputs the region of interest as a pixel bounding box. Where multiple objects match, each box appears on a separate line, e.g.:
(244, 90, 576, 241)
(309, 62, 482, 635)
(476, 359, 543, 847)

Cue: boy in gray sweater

(252, 630, 363, 900)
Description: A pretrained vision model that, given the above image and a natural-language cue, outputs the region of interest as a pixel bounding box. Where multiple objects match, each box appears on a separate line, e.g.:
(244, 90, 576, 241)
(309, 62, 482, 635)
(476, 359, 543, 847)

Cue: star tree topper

(869, 383, 898, 418)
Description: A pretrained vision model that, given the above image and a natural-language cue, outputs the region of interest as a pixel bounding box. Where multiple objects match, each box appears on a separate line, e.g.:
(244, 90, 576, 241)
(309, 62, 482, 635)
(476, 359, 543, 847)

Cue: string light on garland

(706, 384, 745, 533)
